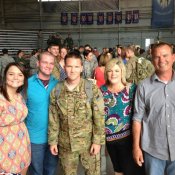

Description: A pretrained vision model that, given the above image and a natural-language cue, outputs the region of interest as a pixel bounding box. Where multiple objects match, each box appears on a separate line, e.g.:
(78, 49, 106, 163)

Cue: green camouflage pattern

(29, 55, 38, 75)
(0, 55, 14, 76)
(126, 56, 155, 84)
(52, 62, 60, 80)
(59, 148, 100, 175)
(48, 78, 105, 152)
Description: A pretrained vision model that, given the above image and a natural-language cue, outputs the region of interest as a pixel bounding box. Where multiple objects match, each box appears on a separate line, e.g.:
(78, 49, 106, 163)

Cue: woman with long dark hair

(0, 62, 31, 175)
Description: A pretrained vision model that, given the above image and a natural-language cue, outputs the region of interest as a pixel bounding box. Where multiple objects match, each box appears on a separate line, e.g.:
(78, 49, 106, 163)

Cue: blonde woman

(100, 59, 144, 175)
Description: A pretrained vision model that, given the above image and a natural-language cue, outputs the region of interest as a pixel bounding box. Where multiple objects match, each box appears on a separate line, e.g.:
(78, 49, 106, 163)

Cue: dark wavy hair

(0, 62, 28, 101)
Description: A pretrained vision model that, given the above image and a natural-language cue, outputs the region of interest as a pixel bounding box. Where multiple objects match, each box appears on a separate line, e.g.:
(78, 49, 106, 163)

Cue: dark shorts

(106, 137, 145, 175)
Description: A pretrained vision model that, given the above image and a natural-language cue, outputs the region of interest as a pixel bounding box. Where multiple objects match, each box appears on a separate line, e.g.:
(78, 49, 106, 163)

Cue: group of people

(0, 41, 175, 175)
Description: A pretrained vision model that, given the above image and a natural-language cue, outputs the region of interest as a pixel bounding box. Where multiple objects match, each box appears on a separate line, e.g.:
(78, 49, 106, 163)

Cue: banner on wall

(115, 11, 122, 24)
(132, 10, 139, 23)
(61, 13, 68, 25)
(97, 12, 104, 25)
(86, 13, 93, 25)
(106, 12, 113, 25)
(151, 0, 174, 27)
(80, 13, 87, 25)
(125, 11, 132, 24)
(71, 13, 78, 25)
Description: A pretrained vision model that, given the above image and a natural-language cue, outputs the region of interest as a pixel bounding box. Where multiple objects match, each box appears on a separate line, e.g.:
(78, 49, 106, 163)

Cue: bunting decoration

(60, 9, 141, 26)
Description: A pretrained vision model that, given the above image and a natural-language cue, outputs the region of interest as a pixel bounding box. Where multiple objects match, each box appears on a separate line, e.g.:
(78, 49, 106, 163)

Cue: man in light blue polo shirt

(26, 51, 58, 175)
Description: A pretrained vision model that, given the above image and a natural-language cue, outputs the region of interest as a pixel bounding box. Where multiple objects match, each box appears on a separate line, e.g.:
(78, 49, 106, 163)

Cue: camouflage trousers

(59, 148, 100, 175)
(100, 145, 107, 175)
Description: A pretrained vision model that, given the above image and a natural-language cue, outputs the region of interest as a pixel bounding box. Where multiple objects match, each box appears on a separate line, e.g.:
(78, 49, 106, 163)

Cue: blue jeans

(29, 143, 58, 175)
(144, 151, 175, 175)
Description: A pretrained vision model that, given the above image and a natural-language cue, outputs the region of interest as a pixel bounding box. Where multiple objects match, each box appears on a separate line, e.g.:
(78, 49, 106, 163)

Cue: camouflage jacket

(52, 62, 60, 80)
(48, 78, 105, 152)
(126, 56, 155, 84)
(29, 55, 38, 75)
(0, 54, 14, 76)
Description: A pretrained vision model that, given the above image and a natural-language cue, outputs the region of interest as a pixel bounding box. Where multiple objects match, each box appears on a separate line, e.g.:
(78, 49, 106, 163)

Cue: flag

(71, 13, 78, 25)
(151, 0, 174, 27)
(61, 12, 68, 25)
(125, 11, 132, 24)
(132, 10, 139, 23)
(106, 12, 113, 25)
(115, 11, 122, 24)
(86, 13, 93, 25)
(97, 12, 104, 25)
(80, 13, 87, 25)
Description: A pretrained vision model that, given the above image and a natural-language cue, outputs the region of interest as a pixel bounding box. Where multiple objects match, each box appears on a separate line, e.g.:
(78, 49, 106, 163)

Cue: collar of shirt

(31, 73, 56, 83)
(64, 78, 83, 93)
(151, 71, 175, 83)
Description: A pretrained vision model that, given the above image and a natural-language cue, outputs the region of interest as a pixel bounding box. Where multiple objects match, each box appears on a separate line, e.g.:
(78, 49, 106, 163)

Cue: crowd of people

(0, 41, 175, 175)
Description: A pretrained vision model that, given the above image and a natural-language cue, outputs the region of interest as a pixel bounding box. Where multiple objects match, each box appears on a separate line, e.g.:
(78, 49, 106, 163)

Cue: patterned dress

(0, 93, 31, 174)
(100, 83, 136, 142)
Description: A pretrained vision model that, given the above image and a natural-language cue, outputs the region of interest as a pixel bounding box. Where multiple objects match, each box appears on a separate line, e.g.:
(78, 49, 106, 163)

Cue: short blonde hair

(104, 58, 127, 85)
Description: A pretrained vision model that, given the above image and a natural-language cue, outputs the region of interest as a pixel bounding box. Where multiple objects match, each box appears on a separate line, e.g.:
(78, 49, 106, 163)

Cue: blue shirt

(26, 74, 58, 144)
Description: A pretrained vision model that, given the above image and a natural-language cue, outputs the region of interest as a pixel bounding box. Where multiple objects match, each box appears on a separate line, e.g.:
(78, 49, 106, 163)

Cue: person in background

(52, 47, 67, 81)
(93, 47, 100, 58)
(15, 50, 25, 65)
(29, 49, 40, 76)
(0, 62, 31, 175)
(47, 43, 61, 80)
(116, 45, 122, 58)
(26, 51, 58, 175)
(83, 49, 98, 79)
(125, 45, 154, 84)
(47, 43, 60, 59)
(0, 48, 14, 78)
(94, 52, 112, 88)
(63, 33, 74, 50)
(100, 59, 145, 175)
(79, 45, 85, 55)
(132, 42, 175, 175)
(48, 51, 105, 175)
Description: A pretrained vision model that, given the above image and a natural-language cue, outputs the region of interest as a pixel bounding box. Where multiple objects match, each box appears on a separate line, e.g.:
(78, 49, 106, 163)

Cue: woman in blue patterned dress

(100, 59, 144, 175)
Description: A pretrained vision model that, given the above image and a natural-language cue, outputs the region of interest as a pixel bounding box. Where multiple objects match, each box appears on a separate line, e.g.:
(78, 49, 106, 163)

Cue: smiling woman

(100, 59, 145, 175)
(0, 62, 31, 175)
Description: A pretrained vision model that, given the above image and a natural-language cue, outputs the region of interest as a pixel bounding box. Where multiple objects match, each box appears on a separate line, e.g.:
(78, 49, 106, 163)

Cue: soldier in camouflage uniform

(47, 43, 60, 80)
(29, 49, 40, 76)
(48, 51, 105, 175)
(125, 45, 155, 84)
(0, 49, 14, 78)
